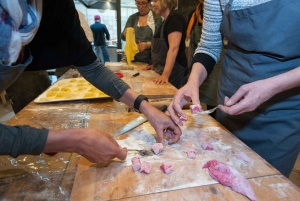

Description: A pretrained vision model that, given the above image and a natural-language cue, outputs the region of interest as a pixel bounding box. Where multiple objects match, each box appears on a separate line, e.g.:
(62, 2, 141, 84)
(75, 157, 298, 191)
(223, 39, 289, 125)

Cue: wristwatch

(134, 95, 148, 113)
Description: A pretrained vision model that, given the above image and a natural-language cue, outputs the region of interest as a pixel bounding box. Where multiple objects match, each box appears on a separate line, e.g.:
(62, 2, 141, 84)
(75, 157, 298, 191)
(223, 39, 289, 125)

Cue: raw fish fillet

(190, 104, 201, 114)
(203, 160, 256, 201)
(186, 149, 196, 159)
(235, 152, 253, 163)
(140, 161, 152, 174)
(131, 156, 141, 172)
(201, 142, 214, 150)
(152, 143, 164, 155)
(160, 162, 173, 174)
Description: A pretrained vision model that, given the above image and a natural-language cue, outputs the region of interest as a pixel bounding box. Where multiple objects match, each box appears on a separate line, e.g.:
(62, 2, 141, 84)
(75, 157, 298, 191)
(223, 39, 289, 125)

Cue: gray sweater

(0, 124, 48, 157)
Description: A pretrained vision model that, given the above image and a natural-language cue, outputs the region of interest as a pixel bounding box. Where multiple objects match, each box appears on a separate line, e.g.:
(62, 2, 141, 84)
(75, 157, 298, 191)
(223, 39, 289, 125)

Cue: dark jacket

(90, 22, 110, 46)
(26, 0, 96, 71)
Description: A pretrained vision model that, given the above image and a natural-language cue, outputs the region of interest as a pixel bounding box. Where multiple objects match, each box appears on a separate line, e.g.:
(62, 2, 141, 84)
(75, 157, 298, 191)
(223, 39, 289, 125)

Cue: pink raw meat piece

(201, 142, 214, 150)
(179, 116, 187, 121)
(140, 161, 152, 174)
(160, 162, 173, 174)
(190, 104, 201, 114)
(186, 149, 196, 159)
(164, 129, 175, 139)
(235, 152, 253, 163)
(152, 143, 164, 155)
(203, 160, 256, 201)
(131, 156, 141, 172)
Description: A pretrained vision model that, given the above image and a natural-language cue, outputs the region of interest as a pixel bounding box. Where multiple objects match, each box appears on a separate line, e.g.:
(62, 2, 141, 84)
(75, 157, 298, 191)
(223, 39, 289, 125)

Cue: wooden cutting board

(121, 70, 177, 99)
(70, 111, 279, 200)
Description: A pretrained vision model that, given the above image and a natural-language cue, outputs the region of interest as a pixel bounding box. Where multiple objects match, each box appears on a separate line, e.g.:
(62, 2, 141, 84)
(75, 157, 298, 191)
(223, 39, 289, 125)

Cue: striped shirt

(193, 0, 271, 74)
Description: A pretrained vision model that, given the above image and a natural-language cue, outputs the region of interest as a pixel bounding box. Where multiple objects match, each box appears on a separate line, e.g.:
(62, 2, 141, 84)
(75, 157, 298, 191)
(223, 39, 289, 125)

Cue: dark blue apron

(132, 15, 153, 64)
(216, 0, 300, 177)
(151, 20, 186, 89)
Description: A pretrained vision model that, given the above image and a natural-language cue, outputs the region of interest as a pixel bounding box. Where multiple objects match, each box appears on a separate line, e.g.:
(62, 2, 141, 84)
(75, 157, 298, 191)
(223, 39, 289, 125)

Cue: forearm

(163, 47, 178, 77)
(0, 124, 48, 157)
(267, 66, 300, 95)
(77, 60, 130, 100)
(188, 62, 208, 87)
(145, 42, 151, 50)
(43, 129, 78, 153)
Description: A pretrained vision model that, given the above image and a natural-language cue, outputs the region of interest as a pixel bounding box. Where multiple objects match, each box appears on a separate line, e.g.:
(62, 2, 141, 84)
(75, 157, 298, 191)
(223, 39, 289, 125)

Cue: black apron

(217, 0, 300, 177)
(0, 49, 32, 93)
(151, 21, 186, 89)
(132, 15, 153, 64)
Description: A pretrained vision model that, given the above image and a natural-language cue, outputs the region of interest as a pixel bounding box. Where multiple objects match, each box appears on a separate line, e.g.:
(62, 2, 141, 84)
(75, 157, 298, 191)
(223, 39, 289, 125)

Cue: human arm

(77, 60, 182, 145)
(168, 62, 208, 126)
(219, 66, 300, 115)
(153, 31, 182, 85)
(104, 25, 110, 41)
(0, 124, 127, 163)
(44, 128, 126, 163)
(137, 41, 151, 52)
(168, 0, 222, 123)
(121, 14, 137, 41)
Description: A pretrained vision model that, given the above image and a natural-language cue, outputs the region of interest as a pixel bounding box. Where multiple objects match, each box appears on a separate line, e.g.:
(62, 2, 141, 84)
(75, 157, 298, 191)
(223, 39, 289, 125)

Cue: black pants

(6, 70, 51, 114)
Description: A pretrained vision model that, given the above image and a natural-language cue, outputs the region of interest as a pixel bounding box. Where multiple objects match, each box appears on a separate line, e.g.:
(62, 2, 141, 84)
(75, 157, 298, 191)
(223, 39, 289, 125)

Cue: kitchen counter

(1, 64, 300, 200)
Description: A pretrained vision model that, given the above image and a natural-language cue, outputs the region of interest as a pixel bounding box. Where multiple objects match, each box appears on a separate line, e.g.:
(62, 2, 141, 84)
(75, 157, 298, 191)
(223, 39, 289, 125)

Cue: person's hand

(139, 103, 182, 145)
(219, 79, 275, 115)
(137, 41, 149, 52)
(44, 128, 127, 163)
(123, 27, 134, 39)
(153, 74, 169, 85)
(168, 82, 201, 126)
(142, 64, 153, 71)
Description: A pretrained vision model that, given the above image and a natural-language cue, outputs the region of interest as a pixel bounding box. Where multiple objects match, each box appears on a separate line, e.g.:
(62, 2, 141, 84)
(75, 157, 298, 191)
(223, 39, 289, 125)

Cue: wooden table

(1, 65, 300, 200)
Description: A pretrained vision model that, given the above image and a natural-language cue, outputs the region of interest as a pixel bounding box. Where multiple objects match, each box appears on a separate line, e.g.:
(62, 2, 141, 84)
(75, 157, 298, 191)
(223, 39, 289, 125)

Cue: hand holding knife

(112, 105, 167, 138)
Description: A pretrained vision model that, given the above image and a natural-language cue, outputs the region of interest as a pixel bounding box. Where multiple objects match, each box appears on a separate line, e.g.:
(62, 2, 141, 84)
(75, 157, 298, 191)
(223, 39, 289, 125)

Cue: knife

(112, 105, 168, 138)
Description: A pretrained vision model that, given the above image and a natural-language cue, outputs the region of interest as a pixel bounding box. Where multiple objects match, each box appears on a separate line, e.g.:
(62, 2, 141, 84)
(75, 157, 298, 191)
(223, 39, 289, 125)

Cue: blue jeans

(93, 45, 110, 63)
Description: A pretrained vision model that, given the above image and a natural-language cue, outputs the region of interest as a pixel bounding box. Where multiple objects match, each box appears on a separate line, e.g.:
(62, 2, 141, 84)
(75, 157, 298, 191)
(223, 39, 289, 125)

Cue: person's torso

(91, 22, 108, 46)
(154, 10, 187, 67)
(26, 0, 96, 70)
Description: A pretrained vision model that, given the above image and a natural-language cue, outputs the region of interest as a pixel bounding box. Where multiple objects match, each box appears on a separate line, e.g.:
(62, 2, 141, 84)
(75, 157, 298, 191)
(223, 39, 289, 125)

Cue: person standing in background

(143, 0, 187, 89)
(90, 15, 110, 63)
(121, 0, 162, 65)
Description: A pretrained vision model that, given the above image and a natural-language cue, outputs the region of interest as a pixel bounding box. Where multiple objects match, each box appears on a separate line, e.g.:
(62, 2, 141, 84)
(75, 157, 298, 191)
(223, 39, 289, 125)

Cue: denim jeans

(93, 45, 110, 63)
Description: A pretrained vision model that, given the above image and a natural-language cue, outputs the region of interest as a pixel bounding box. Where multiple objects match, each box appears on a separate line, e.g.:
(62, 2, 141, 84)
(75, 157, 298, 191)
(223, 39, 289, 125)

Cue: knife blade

(112, 105, 167, 138)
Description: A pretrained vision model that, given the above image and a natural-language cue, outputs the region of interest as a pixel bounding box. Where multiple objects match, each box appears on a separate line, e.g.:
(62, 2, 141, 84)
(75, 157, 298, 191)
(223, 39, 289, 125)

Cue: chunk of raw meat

(203, 160, 256, 201)
(140, 161, 152, 174)
(190, 104, 201, 114)
(131, 157, 141, 172)
(179, 116, 187, 121)
(186, 149, 196, 159)
(164, 129, 175, 139)
(152, 143, 164, 155)
(201, 142, 214, 150)
(160, 162, 173, 174)
(235, 152, 253, 163)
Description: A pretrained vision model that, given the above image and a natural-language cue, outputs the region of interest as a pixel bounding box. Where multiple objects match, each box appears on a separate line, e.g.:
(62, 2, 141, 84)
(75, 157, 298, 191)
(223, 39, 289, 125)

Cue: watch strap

(134, 95, 148, 113)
